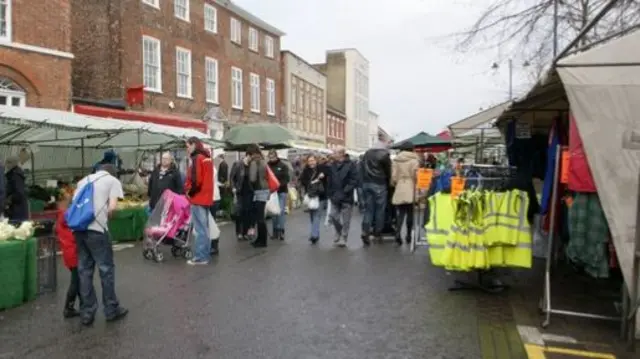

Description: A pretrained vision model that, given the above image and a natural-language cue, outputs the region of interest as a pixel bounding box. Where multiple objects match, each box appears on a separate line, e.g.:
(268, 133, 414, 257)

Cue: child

(55, 192, 81, 318)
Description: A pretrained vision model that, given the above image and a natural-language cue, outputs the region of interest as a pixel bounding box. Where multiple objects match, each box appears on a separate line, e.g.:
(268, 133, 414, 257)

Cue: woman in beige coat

(391, 150, 420, 245)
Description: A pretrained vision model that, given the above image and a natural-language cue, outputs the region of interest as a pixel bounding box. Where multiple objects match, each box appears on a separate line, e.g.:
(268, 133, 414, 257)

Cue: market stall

(0, 105, 211, 301)
(555, 29, 640, 342)
(0, 222, 37, 310)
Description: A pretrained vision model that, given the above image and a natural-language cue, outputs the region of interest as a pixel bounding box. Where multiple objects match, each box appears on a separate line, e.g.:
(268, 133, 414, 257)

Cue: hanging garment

(425, 193, 453, 266)
(568, 115, 597, 193)
(565, 193, 610, 278)
(426, 189, 532, 270)
(540, 121, 561, 214)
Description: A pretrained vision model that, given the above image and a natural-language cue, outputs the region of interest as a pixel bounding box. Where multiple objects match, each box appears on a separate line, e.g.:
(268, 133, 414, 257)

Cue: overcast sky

(235, 0, 532, 139)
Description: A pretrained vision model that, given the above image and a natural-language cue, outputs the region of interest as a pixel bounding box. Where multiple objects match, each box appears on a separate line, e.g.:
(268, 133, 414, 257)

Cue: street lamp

(491, 59, 530, 100)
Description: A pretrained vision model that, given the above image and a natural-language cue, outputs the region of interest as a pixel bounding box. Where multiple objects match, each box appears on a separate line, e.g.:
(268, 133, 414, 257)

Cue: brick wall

(0, 0, 72, 110)
(71, 0, 282, 122)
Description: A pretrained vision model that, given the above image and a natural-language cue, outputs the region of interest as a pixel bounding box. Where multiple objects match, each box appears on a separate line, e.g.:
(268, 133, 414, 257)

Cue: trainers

(336, 238, 347, 247)
(187, 259, 209, 266)
(106, 307, 129, 322)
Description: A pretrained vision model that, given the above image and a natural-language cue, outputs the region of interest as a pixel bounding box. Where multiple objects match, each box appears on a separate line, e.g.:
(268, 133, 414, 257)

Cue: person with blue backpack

(66, 164, 128, 326)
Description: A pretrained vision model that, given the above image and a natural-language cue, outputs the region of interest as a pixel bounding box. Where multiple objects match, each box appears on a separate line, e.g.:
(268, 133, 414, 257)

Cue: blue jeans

(309, 199, 327, 238)
(272, 192, 287, 231)
(75, 230, 120, 320)
(361, 182, 388, 235)
(191, 205, 211, 262)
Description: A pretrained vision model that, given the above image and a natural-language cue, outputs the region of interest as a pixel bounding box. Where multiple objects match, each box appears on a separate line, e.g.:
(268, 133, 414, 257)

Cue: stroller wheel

(183, 249, 193, 259)
(171, 247, 181, 258)
(143, 249, 154, 260)
(153, 252, 164, 262)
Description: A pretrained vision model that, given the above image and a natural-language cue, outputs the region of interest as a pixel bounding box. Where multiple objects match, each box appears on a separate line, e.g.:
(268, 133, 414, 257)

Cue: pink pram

(142, 190, 193, 262)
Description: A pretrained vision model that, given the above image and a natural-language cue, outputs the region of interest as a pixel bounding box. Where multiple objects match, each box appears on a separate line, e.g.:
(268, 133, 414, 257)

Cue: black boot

(63, 300, 79, 318)
(394, 234, 402, 245)
(405, 232, 412, 244)
(270, 229, 279, 240)
(210, 239, 219, 255)
(279, 229, 285, 241)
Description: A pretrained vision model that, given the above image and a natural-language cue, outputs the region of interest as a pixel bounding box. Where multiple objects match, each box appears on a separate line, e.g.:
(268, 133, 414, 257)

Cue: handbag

(266, 166, 280, 192)
(306, 169, 324, 197)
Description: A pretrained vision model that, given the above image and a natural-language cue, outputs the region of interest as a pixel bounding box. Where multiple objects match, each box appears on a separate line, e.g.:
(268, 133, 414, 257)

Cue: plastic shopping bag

(265, 192, 281, 216)
(324, 201, 332, 226)
(208, 213, 220, 240)
(303, 195, 319, 210)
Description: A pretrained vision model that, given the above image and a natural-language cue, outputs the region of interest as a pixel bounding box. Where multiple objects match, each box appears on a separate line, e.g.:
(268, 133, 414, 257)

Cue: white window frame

(0, 78, 26, 107)
(142, 0, 160, 9)
(231, 67, 243, 109)
(175, 47, 192, 98)
(266, 78, 275, 116)
(204, 3, 217, 33)
(0, 0, 12, 41)
(249, 73, 260, 113)
(174, 0, 189, 21)
(248, 28, 259, 52)
(205, 57, 218, 104)
(142, 35, 162, 93)
(230, 18, 241, 44)
(264, 35, 274, 58)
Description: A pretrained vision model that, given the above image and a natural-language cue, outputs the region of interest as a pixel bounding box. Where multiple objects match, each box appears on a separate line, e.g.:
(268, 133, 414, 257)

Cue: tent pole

(81, 139, 85, 176)
(554, 0, 620, 63)
(542, 144, 561, 328)
(628, 167, 640, 348)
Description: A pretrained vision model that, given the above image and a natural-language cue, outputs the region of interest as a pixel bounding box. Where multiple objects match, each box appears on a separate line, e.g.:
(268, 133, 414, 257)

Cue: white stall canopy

(0, 105, 210, 149)
(557, 29, 640, 335)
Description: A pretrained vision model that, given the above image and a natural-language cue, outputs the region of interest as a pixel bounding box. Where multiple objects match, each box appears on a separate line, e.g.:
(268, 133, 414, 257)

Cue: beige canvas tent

(557, 29, 640, 338)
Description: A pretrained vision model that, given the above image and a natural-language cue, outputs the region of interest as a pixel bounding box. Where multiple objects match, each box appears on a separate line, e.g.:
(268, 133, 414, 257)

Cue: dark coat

(299, 164, 329, 200)
(268, 159, 290, 193)
(147, 164, 183, 209)
(217, 160, 229, 184)
(5, 166, 28, 221)
(327, 159, 358, 205)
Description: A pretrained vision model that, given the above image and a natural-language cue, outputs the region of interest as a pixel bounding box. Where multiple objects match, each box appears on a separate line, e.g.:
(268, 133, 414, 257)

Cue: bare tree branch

(453, 0, 640, 74)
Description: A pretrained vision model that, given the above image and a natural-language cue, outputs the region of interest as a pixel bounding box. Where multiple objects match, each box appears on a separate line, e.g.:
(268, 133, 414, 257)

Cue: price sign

(416, 168, 433, 189)
(451, 176, 466, 198)
(560, 150, 570, 184)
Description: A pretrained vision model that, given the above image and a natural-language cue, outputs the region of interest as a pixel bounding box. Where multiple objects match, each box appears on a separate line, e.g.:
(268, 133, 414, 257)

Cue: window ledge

(177, 94, 193, 100)
(231, 40, 242, 46)
(175, 16, 190, 23)
(267, 112, 276, 117)
(144, 88, 163, 94)
(205, 29, 218, 35)
(206, 99, 219, 105)
(0, 40, 74, 59)
(232, 106, 243, 110)
(251, 109, 260, 114)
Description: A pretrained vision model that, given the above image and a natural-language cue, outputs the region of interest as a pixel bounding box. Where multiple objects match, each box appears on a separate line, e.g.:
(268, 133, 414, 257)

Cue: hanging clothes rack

(540, 144, 630, 340)
(413, 164, 529, 294)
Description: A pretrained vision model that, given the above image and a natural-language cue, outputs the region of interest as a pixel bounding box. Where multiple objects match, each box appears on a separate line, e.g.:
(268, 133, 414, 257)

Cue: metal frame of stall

(540, 144, 634, 347)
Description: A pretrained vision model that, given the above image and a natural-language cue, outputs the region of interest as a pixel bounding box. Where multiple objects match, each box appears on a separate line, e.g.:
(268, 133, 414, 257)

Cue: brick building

(326, 106, 346, 150)
(70, 0, 284, 135)
(0, 0, 73, 110)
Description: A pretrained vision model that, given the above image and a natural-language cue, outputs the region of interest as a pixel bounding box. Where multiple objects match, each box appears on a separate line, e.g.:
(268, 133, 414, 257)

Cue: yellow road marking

(524, 344, 616, 359)
(525, 344, 546, 359)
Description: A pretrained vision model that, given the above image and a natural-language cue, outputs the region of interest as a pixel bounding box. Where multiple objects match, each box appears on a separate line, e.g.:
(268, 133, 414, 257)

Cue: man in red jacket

(184, 137, 214, 265)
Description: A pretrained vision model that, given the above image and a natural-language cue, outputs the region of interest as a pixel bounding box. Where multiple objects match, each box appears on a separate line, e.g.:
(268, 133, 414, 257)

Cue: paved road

(0, 211, 483, 359)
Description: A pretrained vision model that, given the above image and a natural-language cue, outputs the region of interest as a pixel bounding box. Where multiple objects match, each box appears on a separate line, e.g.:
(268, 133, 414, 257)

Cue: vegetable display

(0, 220, 35, 241)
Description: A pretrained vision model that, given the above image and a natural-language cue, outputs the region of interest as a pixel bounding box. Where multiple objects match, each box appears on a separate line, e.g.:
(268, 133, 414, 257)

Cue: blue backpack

(65, 175, 107, 231)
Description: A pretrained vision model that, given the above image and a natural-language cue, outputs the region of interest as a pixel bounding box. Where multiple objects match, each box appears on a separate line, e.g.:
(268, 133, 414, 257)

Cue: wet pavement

(0, 210, 492, 359)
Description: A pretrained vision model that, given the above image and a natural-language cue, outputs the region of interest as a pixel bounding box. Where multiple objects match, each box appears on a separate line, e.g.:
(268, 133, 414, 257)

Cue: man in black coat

(326, 147, 358, 247)
(360, 137, 392, 245)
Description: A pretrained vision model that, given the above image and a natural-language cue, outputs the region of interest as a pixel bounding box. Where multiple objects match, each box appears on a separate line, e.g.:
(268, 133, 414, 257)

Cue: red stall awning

(73, 105, 208, 133)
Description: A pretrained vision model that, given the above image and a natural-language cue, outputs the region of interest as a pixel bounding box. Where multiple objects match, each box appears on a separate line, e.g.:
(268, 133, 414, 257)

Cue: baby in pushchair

(142, 190, 193, 262)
